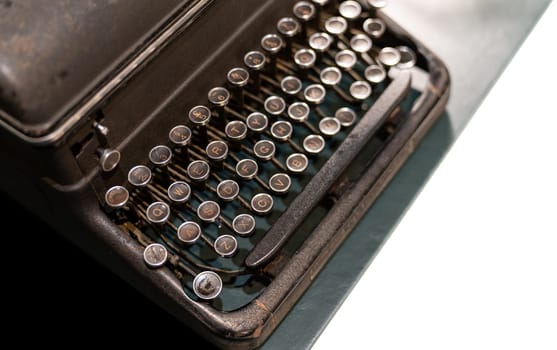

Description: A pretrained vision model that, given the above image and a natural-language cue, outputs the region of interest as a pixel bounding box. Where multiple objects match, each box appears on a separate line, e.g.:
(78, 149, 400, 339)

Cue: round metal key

(287, 102, 310, 122)
(143, 243, 168, 268)
(149, 145, 172, 167)
(232, 213, 256, 237)
(207, 86, 230, 107)
(187, 160, 210, 182)
(269, 173, 292, 194)
(169, 125, 192, 147)
(303, 134, 326, 154)
(167, 181, 191, 204)
(363, 18, 386, 39)
(286, 153, 309, 173)
(246, 112, 269, 133)
(365, 64, 387, 84)
(251, 193, 274, 215)
(253, 140, 276, 161)
(177, 221, 201, 244)
(146, 202, 170, 225)
(188, 105, 212, 126)
(197, 201, 221, 223)
(335, 107, 357, 127)
(216, 179, 240, 202)
(350, 80, 372, 101)
(193, 271, 223, 300)
(319, 117, 342, 136)
(128, 165, 152, 187)
(281, 75, 303, 96)
(236, 159, 259, 180)
(105, 186, 129, 209)
(214, 235, 238, 257)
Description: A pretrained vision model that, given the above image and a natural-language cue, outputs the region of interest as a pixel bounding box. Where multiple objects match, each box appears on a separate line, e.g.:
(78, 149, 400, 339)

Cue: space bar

(245, 71, 411, 268)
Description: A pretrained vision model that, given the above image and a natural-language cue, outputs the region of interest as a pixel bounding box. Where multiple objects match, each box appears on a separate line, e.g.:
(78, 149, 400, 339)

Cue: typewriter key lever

(245, 70, 411, 268)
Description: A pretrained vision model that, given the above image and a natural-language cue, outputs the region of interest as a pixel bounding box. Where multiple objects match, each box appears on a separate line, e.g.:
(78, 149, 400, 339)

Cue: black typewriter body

(0, 1, 449, 349)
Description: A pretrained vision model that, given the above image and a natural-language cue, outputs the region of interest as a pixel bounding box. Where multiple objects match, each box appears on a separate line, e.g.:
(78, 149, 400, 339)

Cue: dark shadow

(0, 190, 220, 349)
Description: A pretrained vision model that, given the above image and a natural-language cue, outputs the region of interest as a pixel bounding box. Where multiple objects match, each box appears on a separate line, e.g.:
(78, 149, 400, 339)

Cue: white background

(313, 2, 557, 349)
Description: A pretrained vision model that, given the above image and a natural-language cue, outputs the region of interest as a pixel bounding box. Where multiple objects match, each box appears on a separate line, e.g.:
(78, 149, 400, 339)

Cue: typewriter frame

(0, 1, 449, 349)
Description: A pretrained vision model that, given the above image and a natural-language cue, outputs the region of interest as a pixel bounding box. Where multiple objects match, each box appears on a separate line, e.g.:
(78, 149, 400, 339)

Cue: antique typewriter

(0, 0, 449, 348)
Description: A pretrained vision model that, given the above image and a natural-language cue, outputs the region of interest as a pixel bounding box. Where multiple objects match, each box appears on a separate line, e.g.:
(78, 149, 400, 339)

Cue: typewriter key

(177, 221, 201, 244)
(350, 80, 372, 101)
(362, 18, 386, 39)
(105, 186, 129, 209)
(244, 50, 266, 71)
(270, 120, 293, 141)
(167, 181, 191, 204)
(225, 120, 248, 149)
(227, 67, 250, 88)
(304, 84, 326, 105)
(294, 48, 316, 71)
(335, 49, 357, 70)
(264, 95, 286, 116)
(350, 34, 372, 53)
(216, 179, 240, 202)
(261, 34, 283, 75)
(197, 200, 221, 223)
(128, 165, 152, 187)
(293, 1, 316, 22)
(188, 105, 212, 127)
(98, 148, 121, 172)
(193, 271, 222, 300)
(214, 235, 238, 257)
(325, 16, 348, 36)
(253, 140, 276, 161)
(338, 0, 362, 21)
(288, 102, 310, 122)
(146, 201, 171, 225)
(206, 140, 229, 163)
(227, 67, 250, 109)
(232, 213, 256, 237)
(269, 173, 292, 194)
(236, 159, 259, 180)
(208, 86, 230, 107)
(277, 17, 300, 52)
(149, 145, 172, 167)
(292, 1, 316, 38)
(169, 125, 192, 148)
(286, 153, 309, 173)
(308, 32, 333, 54)
(143, 243, 168, 268)
(244, 50, 266, 90)
(320, 66, 343, 86)
(225, 120, 248, 140)
(187, 160, 211, 182)
(303, 134, 326, 154)
(281, 76, 303, 98)
(364, 64, 387, 84)
(396, 45, 417, 69)
(208, 87, 230, 125)
(377, 47, 401, 67)
(319, 117, 342, 136)
(246, 112, 269, 133)
(261, 34, 283, 55)
(335, 107, 357, 127)
(251, 193, 274, 215)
